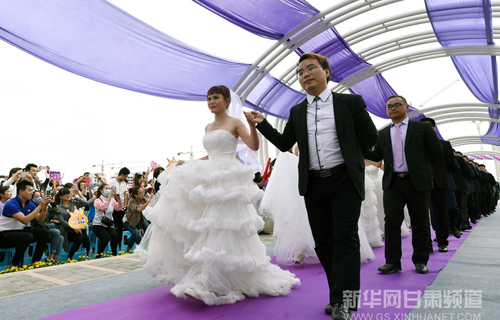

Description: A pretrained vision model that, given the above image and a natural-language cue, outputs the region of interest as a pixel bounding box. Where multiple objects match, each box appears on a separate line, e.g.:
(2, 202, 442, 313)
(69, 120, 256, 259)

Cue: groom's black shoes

(325, 304, 334, 314)
(328, 303, 351, 320)
(378, 263, 402, 274)
(415, 263, 429, 274)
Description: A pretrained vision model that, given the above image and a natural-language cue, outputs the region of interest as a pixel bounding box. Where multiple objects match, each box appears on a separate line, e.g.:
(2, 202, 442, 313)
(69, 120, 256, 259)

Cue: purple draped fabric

(192, 0, 317, 40)
(425, 0, 499, 144)
(0, 0, 304, 119)
(482, 122, 500, 144)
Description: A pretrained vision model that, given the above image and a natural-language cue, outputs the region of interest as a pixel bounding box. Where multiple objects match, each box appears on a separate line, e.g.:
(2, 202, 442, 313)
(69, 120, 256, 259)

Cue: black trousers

(485, 191, 493, 213)
(473, 192, 482, 217)
(383, 175, 430, 266)
(0, 228, 50, 266)
(429, 187, 449, 246)
(473, 193, 481, 218)
(304, 169, 361, 311)
(466, 192, 476, 221)
(454, 191, 469, 227)
(66, 229, 90, 259)
(112, 210, 125, 248)
(480, 193, 488, 215)
(447, 189, 459, 228)
(93, 225, 118, 255)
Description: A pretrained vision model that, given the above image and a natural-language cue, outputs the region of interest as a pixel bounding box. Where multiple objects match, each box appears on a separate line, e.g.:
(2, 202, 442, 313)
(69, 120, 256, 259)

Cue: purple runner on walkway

(44, 226, 474, 320)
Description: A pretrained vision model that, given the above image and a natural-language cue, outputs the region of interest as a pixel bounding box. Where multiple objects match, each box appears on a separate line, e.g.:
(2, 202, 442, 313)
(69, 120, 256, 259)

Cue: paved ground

(0, 234, 277, 300)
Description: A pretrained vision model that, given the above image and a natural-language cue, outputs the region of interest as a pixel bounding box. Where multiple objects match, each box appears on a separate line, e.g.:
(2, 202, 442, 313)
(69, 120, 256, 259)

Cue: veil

(228, 90, 262, 173)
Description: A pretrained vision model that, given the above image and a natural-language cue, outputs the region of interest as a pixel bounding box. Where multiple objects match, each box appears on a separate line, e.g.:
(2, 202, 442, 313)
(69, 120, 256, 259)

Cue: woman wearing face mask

(54, 188, 91, 260)
(93, 184, 122, 257)
(0, 186, 13, 216)
(30, 191, 64, 262)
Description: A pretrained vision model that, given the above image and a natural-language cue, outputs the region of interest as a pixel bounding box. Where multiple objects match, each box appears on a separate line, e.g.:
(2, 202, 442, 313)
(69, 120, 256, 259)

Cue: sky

(1, 0, 499, 182)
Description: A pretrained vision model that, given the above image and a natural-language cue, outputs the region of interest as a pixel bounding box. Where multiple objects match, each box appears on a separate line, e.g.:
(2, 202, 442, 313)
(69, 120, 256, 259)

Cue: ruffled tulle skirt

(260, 152, 376, 264)
(137, 158, 300, 305)
(360, 176, 385, 247)
(259, 152, 319, 265)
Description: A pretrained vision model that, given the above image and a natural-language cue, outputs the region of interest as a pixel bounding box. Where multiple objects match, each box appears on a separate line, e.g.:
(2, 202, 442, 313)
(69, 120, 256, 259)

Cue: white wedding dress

(137, 129, 300, 306)
(259, 152, 375, 265)
(360, 173, 385, 247)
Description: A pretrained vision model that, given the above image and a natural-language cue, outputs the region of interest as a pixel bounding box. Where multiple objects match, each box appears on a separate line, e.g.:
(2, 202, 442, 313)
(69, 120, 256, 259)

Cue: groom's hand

(244, 111, 264, 124)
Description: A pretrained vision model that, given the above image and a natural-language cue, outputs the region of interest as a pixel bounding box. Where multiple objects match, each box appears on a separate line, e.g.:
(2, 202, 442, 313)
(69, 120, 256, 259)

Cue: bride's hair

(207, 85, 231, 109)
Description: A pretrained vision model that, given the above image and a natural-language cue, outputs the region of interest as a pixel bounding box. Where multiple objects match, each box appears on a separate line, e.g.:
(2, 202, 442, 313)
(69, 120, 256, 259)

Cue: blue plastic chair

(60, 241, 85, 261)
(121, 230, 137, 252)
(0, 248, 15, 270)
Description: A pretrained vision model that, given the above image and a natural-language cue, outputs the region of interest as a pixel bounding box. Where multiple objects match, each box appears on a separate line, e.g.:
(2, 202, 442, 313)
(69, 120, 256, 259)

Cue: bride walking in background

(260, 151, 377, 265)
(137, 85, 299, 306)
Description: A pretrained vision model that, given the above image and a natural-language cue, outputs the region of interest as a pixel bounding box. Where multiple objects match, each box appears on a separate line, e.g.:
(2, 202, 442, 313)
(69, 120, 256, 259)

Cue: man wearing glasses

(0, 179, 51, 268)
(245, 52, 378, 320)
(365, 95, 443, 275)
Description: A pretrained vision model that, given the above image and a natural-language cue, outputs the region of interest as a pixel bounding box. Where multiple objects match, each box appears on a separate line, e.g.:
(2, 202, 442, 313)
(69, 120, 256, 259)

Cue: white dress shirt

(306, 88, 344, 170)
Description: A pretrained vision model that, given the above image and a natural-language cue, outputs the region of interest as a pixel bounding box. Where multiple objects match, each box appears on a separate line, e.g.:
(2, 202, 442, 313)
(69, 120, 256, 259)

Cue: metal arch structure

(408, 103, 500, 118)
(333, 45, 500, 92)
(436, 117, 500, 126)
(232, 0, 402, 101)
(449, 136, 500, 148)
(279, 5, 500, 88)
(463, 150, 500, 156)
(229, 0, 500, 162)
(235, 1, 500, 99)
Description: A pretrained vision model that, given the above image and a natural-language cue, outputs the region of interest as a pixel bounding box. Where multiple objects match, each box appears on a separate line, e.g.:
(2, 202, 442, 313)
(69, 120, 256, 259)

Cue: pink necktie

(394, 122, 403, 168)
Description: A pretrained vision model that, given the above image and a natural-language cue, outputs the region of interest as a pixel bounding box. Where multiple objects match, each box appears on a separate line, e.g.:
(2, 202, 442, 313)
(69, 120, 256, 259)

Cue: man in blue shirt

(0, 180, 51, 267)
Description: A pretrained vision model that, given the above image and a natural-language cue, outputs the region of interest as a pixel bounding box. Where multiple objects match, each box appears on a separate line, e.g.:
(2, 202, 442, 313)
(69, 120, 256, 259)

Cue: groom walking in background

(365, 96, 443, 275)
(245, 52, 378, 320)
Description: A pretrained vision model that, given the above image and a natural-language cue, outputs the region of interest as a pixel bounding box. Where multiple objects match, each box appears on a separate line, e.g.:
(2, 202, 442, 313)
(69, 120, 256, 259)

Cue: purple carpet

(44, 226, 474, 320)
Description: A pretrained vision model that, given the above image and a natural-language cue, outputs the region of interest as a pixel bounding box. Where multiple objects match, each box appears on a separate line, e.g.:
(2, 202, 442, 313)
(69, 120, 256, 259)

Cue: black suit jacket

(256, 92, 378, 198)
(452, 156, 474, 193)
(365, 119, 443, 192)
(432, 140, 456, 190)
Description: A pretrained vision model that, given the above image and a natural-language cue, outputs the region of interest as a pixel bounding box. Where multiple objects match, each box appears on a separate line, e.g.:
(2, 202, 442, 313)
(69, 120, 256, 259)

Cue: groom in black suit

(245, 52, 378, 320)
(365, 96, 443, 275)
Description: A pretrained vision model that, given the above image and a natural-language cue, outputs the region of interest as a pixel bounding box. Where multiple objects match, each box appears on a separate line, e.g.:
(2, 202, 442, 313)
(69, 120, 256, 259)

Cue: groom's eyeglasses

(296, 65, 323, 79)
(385, 102, 406, 110)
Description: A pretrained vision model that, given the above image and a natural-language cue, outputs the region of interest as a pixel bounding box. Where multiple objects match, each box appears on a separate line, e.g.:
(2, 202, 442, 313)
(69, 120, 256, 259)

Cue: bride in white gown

(260, 151, 376, 265)
(137, 85, 299, 306)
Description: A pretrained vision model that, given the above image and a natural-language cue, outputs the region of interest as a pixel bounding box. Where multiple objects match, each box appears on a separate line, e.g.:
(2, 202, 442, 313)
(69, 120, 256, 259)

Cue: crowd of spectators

(0, 164, 164, 270)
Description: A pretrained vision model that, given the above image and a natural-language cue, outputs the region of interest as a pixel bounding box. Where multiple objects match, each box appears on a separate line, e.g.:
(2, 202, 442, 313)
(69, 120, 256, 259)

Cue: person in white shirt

(108, 167, 130, 248)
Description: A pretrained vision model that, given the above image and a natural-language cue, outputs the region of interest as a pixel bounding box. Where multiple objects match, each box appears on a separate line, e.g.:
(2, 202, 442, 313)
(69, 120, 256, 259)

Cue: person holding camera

(29, 190, 64, 262)
(93, 183, 123, 257)
(124, 186, 151, 253)
(0, 180, 51, 267)
(54, 188, 91, 260)
(1, 167, 23, 195)
(23, 164, 50, 192)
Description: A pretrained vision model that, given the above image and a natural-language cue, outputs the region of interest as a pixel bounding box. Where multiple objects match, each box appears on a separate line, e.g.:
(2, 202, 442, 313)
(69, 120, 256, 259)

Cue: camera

(20, 172, 29, 178)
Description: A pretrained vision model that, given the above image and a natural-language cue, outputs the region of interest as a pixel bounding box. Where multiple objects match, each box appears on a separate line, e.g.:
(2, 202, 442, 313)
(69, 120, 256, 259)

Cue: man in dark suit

(419, 117, 455, 253)
(479, 164, 496, 216)
(245, 52, 378, 320)
(451, 151, 474, 230)
(365, 96, 443, 275)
